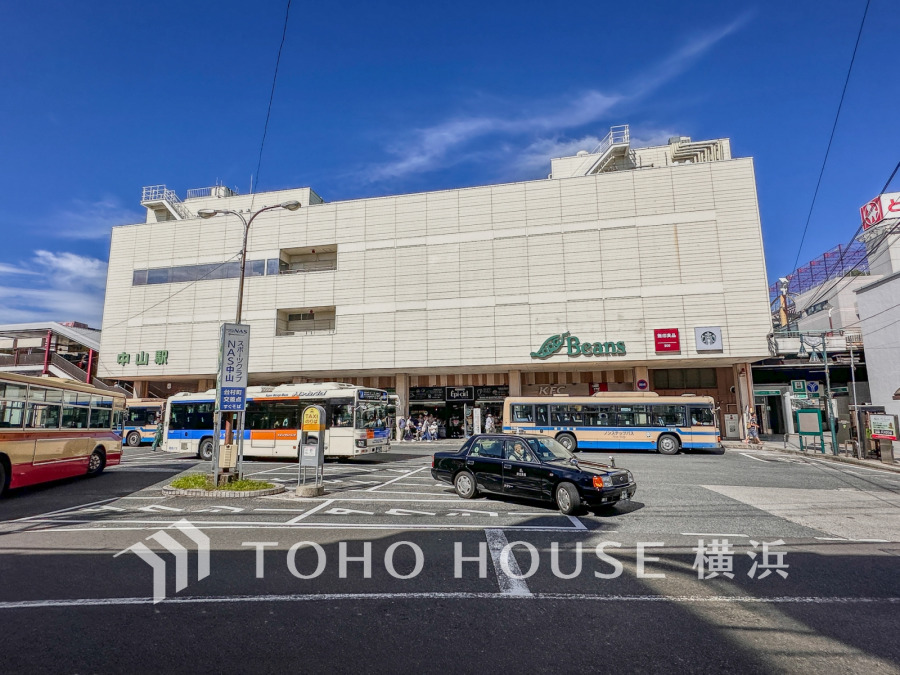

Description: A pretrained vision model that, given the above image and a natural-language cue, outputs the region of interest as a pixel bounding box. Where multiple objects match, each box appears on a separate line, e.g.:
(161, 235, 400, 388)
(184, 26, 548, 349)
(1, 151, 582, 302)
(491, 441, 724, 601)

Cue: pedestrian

(429, 418, 438, 442)
(748, 415, 761, 445)
(485, 412, 495, 434)
(397, 414, 406, 441)
(151, 412, 164, 452)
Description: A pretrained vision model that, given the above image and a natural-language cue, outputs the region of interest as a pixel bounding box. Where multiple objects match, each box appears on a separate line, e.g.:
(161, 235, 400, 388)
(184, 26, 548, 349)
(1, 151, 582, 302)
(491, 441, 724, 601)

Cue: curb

(162, 484, 286, 498)
(722, 442, 900, 474)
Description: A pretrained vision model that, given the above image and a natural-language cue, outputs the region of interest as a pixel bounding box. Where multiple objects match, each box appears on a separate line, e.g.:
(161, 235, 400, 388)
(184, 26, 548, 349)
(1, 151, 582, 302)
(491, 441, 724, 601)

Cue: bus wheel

(657, 434, 680, 455)
(126, 431, 142, 447)
(87, 449, 106, 476)
(556, 433, 577, 452)
(198, 438, 214, 462)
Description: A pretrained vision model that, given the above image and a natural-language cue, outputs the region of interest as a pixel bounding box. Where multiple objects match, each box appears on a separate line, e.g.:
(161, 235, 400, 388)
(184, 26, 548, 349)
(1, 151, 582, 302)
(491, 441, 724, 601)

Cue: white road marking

(567, 516, 587, 530)
(285, 499, 335, 523)
(1, 593, 897, 610)
(681, 533, 749, 538)
(740, 453, 770, 463)
(4, 498, 118, 522)
(384, 508, 437, 516)
(365, 467, 428, 492)
(324, 508, 375, 516)
(138, 505, 183, 513)
(196, 506, 244, 513)
(485, 529, 533, 596)
(254, 508, 308, 513)
(29, 522, 586, 532)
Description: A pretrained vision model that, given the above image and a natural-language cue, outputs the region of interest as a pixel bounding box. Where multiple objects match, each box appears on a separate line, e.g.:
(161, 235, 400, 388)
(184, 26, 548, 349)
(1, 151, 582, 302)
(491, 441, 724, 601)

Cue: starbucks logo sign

(694, 326, 723, 352)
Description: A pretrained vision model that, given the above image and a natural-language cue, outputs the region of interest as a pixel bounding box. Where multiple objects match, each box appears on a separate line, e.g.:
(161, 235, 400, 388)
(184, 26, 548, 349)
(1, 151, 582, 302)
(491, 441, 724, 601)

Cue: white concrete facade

(856, 272, 900, 419)
(99, 133, 771, 421)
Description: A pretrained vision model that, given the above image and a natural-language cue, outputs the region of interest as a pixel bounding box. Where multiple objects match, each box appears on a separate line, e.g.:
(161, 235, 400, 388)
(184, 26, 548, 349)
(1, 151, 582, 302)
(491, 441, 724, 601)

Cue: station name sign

(531, 332, 626, 360)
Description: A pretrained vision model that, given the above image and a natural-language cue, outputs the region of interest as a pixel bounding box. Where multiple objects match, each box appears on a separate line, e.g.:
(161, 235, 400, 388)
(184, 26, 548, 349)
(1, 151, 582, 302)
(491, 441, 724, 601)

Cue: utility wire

(793, 157, 900, 315)
(249, 0, 293, 211)
(789, 0, 870, 275)
(104, 252, 243, 330)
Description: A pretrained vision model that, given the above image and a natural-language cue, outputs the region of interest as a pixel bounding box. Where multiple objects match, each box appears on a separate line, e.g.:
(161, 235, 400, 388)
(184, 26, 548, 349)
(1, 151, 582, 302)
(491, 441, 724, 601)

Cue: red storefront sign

(654, 328, 680, 352)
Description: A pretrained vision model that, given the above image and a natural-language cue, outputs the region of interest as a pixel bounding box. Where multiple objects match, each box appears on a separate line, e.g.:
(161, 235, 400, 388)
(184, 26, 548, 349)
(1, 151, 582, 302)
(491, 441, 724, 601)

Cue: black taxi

(431, 434, 636, 515)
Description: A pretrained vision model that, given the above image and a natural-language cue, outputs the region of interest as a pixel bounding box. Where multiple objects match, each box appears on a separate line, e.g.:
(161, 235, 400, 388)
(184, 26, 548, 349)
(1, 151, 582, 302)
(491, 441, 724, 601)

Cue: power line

(104, 252, 242, 330)
(249, 0, 293, 210)
(794, 157, 900, 314)
(789, 0, 870, 275)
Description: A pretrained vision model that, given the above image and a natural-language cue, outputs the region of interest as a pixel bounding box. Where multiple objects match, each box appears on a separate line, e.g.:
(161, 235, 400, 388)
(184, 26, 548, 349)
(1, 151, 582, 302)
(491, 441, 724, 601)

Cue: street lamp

(198, 200, 301, 323)
(797, 333, 838, 454)
(197, 200, 301, 480)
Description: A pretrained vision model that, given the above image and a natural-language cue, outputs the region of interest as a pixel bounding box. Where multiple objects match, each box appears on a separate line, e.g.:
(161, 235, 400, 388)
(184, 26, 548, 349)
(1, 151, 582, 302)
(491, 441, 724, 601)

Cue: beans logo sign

(531, 332, 626, 360)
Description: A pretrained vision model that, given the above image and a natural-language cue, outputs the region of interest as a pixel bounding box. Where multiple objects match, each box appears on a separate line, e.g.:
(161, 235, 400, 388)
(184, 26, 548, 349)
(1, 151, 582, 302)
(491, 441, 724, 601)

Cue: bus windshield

(356, 401, 388, 429)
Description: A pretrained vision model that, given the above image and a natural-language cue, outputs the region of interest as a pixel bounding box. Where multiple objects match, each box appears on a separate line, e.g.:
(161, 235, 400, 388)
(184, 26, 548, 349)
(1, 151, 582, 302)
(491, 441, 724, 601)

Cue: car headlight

(627, 471, 634, 483)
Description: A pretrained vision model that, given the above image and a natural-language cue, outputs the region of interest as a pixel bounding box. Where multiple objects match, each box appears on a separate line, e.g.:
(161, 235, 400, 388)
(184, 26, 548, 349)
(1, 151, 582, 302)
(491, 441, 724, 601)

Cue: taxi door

(464, 437, 504, 493)
(502, 440, 547, 500)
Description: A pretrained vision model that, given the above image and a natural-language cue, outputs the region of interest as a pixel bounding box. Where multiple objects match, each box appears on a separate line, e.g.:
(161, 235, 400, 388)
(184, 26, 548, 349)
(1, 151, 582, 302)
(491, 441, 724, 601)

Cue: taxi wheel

(199, 438, 214, 461)
(657, 434, 681, 455)
(556, 482, 581, 515)
(87, 449, 106, 476)
(556, 433, 578, 452)
(454, 471, 478, 499)
(126, 431, 142, 447)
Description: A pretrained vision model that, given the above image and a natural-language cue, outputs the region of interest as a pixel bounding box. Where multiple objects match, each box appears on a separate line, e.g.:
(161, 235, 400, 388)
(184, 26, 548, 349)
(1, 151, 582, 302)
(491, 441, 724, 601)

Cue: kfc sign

(654, 328, 680, 352)
(860, 192, 900, 230)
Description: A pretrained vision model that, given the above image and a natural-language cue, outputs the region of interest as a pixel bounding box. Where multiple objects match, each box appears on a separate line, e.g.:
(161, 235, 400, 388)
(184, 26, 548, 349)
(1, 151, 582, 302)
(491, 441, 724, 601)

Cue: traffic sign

(791, 380, 806, 394)
(806, 381, 821, 398)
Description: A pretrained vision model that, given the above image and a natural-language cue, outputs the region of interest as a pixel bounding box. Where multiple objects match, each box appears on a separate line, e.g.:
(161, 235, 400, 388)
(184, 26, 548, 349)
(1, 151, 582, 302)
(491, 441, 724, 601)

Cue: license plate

(619, 492, 630, 502)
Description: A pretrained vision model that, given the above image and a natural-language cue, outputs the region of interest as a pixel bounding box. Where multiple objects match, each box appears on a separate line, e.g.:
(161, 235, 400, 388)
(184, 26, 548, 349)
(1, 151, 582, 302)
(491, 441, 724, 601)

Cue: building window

(132, 259, 267, 286)
(273, 245, 337, 274)
(652, 368, 717, 389)
(276, 307, 336, 336)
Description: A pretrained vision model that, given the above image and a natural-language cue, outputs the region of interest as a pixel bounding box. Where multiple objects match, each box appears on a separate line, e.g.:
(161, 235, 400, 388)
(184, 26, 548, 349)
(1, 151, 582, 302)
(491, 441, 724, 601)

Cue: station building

(98, 126, 772, 438)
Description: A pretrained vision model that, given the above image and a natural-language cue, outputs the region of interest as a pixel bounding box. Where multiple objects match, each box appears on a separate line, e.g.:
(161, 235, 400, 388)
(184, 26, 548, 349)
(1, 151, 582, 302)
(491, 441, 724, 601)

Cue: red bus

(0, 372, 126, 496)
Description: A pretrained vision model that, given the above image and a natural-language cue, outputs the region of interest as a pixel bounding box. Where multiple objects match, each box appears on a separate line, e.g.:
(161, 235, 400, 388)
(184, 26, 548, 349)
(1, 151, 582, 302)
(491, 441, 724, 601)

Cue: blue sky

(0, 0, 897, 326)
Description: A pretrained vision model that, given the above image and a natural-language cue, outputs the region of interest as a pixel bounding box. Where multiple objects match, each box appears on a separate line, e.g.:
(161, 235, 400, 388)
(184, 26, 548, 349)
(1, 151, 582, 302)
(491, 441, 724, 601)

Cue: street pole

(198, 200, 301, 481)
(821, 337, 838, 455)
(849, 344, 863, 459)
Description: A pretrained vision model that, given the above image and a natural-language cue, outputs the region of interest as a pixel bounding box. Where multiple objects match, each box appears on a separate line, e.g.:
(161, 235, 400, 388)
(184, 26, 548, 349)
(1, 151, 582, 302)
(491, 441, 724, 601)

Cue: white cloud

(0, 262, 37, 275)
(363, 17, 747, 183)
(49, 197, 143, 240)
(516, 135, 604, 174)
(0, 251, 107, 326)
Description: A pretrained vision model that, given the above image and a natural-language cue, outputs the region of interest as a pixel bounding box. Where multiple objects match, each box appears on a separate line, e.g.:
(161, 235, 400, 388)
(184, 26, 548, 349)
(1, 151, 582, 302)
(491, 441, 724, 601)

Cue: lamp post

(797, 332, 838, 455)
(198, 200, 301, 480)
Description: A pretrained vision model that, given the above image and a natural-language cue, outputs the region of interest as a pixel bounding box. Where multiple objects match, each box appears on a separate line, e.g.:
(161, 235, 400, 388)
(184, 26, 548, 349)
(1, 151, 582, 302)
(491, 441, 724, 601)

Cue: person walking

(485, 413, 495, 434)
(151, 412, 164, 452)
(748, 415, 761, 445)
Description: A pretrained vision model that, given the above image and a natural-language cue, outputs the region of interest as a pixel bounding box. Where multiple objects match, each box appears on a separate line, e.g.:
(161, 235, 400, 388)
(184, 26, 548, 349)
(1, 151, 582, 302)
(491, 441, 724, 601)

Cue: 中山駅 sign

(531, 332, 626, 359)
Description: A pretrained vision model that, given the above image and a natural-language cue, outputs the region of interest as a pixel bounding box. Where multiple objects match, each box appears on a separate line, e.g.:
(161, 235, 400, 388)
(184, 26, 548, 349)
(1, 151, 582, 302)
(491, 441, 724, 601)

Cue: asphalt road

(1, 442, 899, 674)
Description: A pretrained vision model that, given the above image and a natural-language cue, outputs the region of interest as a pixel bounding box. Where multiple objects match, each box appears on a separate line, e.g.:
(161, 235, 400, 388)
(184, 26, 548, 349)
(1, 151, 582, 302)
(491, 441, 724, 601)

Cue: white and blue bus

(122, 399, 165, 447)
(501, 392, 720, 455)
(164, 382, 391, 460)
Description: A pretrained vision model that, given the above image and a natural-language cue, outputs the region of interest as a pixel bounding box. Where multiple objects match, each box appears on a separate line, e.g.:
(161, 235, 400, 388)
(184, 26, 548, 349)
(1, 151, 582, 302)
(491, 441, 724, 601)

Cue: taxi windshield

(526, 436, 575, 462)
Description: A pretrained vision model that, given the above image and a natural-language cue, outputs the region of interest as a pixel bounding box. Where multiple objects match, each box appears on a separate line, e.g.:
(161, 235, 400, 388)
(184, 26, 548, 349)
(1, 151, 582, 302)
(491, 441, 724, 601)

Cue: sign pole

(214, 323, 250, 484)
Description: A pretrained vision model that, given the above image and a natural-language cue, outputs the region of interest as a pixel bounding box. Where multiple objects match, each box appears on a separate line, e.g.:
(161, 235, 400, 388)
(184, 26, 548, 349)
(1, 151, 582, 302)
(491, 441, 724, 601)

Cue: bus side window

(536, 405, 548, 426)
(511, 404, 533, 423)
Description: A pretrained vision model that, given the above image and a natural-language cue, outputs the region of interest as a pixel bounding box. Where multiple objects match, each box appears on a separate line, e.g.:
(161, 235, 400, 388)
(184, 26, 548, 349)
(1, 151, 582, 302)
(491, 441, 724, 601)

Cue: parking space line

(285, 499, 335, 523)
(485, 529, 533, 596)
(365, 467, 428, 492)
(4, 498, 118, 523)
(567, 516, 587, 530)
